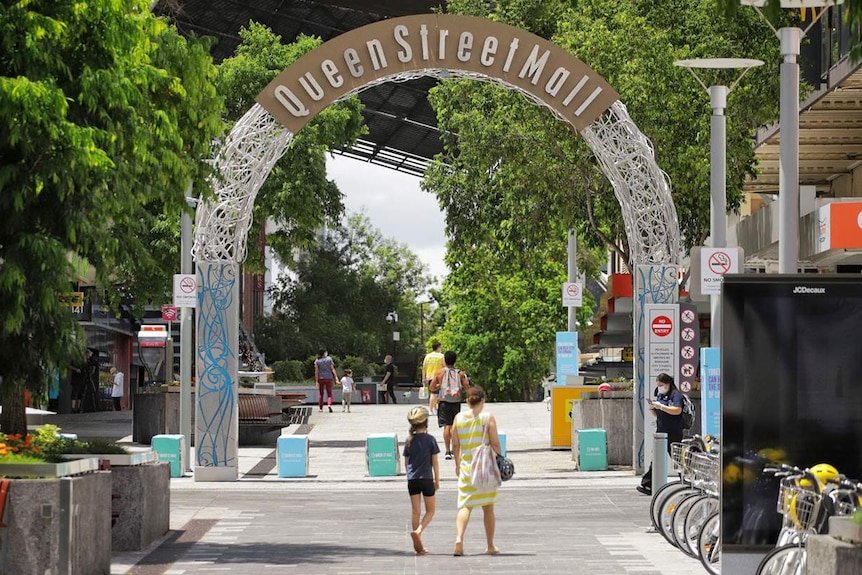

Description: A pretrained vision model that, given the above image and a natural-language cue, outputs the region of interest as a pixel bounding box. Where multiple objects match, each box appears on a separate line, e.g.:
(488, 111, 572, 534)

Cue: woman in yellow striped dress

(452, 385, 502, 556)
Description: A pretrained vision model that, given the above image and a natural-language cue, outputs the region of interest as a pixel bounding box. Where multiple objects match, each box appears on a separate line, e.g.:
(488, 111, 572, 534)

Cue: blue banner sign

(555, 332, 579, 385)
(700, 347, 720, 438)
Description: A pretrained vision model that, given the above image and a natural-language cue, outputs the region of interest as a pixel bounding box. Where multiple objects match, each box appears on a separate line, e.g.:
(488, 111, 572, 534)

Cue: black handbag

(496, 454, 515, 481)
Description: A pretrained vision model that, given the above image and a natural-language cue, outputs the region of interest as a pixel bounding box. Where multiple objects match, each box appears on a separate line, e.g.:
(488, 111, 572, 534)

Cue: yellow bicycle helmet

(809, 463, 840, 487)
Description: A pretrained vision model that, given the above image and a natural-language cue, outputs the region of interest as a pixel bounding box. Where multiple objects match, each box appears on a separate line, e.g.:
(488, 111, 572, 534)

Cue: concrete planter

(57, 451, 169, 551)
(2, 471, 111, 574)
(109, 462, 170, 551)
(60, 450, 157, 467)
(0, 457, 99, 478)
(829, 516, 862, 544)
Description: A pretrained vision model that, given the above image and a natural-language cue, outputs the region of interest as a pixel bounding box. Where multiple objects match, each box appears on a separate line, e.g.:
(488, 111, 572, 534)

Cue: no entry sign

(651, 315, 673, 337)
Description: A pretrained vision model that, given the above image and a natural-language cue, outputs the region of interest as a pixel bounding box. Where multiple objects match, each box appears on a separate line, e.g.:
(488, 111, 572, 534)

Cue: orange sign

(829, 202, 862, 249)
(818, 202, 862, 252)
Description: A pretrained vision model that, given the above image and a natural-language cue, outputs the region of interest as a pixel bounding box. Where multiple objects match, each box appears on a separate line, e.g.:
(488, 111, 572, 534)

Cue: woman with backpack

(637, 372, 683, 496)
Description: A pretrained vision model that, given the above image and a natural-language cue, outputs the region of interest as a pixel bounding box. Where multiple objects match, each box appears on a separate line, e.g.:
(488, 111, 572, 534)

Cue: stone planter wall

(572, 397, 633, 466)
(807, 533, 862, 575)
(111, 462, 171, 551)
(573, 392, 704, 467)
(3, 471, 111, 575)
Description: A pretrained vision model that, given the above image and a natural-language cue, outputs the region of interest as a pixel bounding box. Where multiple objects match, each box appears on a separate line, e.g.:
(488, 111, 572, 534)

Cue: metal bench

(238, 394, 288, 426)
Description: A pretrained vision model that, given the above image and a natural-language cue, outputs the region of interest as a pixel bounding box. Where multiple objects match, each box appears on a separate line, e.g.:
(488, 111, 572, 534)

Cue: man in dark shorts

(429, 350, 470, 460)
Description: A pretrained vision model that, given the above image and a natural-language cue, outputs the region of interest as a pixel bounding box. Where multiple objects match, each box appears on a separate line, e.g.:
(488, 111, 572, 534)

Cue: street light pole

(180, 192, 196, 473)
(741, 0, 839, 273)
(674, 58, 763, 346)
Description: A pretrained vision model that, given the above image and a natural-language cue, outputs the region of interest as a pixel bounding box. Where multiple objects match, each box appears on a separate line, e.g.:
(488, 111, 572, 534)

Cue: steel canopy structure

(153, 0, 445, 176)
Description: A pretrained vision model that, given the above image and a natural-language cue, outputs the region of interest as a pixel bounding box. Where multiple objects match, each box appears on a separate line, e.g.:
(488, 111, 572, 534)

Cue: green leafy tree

(422, 0, 785, 398)
(0, 0, 225, 434)
(255, 213, 430, 363)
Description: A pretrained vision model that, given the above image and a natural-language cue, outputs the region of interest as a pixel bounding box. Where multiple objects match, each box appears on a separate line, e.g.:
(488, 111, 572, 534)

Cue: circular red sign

(651, 315, 673, 337)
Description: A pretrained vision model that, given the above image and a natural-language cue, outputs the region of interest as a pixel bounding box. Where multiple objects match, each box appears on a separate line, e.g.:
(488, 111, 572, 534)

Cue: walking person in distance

(380, 354, 396, 404)
(422, 341, 445, 415)
(429, 350, 469, 460)
(110, 366, 124, 411)
(452, 385, 501, 556)
(314, 349, 337, 413)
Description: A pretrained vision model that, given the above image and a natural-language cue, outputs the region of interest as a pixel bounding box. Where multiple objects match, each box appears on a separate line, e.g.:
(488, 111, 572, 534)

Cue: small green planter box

(366, 433, 401, 476)
(575, 428, 608, 471)
(151, 434, 185, 477)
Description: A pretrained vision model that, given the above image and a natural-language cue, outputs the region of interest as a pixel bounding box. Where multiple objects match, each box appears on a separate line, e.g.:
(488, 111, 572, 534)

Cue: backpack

(681, 394, 695, 430)
(440, 368, 462, 402)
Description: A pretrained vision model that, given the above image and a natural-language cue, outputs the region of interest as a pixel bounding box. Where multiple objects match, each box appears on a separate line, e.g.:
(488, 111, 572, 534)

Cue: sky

(327, 155, 449, 284)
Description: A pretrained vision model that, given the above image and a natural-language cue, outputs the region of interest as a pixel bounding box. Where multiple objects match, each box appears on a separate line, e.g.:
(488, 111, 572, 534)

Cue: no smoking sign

(173, 274, 198, 308)
(707, 251, 732, 275)
(700, 247, 740, 296)
(562, 281, 583, 307)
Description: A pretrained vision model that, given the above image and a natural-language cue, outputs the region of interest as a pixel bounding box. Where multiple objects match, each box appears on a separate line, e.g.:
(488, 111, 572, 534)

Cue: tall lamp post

(180, 193, 197, 473)
(741, 0, 841, 273)
(386, 311, 399, 357)
(674, 58, 763, 346)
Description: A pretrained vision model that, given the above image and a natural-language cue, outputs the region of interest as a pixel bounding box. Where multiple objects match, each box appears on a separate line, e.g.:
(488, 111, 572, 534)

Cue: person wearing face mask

(636, 372, 683, 495)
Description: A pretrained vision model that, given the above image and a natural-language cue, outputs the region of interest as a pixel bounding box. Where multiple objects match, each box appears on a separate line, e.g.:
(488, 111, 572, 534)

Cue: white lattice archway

(190, 15, 680, 481)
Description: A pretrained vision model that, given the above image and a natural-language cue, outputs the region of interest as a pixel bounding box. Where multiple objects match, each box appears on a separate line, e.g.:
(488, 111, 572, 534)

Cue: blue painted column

(633, 265, 678, 474)
(194, 262, 239, 481)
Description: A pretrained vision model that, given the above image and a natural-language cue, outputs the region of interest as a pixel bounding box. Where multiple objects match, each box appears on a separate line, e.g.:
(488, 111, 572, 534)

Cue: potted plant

(0, 429, 100, 478)
(0, 428, 110, 574)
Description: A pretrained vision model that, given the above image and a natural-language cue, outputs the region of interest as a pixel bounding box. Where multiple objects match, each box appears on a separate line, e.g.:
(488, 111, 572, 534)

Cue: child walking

(340, 369, 355, 412)
(403, 406, 440, 555)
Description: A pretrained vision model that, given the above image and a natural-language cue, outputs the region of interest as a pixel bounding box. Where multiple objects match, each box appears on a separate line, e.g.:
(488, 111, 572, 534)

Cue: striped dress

(455, 412, 498, 509)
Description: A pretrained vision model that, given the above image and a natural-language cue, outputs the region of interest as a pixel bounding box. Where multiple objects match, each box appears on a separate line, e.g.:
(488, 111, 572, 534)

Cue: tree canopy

(421, 0, 786, 399)
(0, 0, 225, 433)
(255, 213, 431, 364)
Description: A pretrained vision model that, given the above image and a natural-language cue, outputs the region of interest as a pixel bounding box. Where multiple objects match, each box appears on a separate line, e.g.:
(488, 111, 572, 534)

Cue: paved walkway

(46, 402, 703, 574)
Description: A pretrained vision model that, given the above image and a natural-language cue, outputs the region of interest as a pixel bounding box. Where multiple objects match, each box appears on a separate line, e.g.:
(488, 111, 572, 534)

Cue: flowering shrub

(0, 433, 45, 463)
(0, 425, 127, 464)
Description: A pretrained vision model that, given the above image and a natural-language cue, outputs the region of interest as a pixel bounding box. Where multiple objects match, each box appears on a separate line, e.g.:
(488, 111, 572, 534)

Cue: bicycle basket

(831, 491, 859, 516)
(691, 452, 720, 495)
(778, 483, 822, 531)
(671, 442, 686, 468)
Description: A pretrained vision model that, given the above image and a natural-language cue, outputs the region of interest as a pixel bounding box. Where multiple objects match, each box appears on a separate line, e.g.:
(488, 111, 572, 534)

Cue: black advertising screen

(721, 275, 862, 549)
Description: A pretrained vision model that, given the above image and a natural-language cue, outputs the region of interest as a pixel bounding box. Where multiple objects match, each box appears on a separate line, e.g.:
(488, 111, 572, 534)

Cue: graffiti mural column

(633, 265, 678, 474)
(195, 262, 240, 481)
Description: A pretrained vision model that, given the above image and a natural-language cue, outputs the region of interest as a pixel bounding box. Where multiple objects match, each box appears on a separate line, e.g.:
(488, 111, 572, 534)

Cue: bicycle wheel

(659, 487, 699, 546)
(670, 492, 704, 554)
(697, 511, 721, 575)
(650, 480, 686, 530)
(683, 495, 719, 558)
(756, 543, 806, 575)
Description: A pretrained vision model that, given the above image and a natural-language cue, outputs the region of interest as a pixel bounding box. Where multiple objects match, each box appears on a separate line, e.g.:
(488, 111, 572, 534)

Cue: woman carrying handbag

(451, 385, 502, 556)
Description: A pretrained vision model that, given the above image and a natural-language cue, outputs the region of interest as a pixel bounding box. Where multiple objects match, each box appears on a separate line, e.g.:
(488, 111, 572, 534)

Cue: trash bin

(152, 434, 186, 477)
(277, 435, 309, 477)
(367, 433, 400, 476)
(357, 382, 377, 404)
(574, 428, 608, 471)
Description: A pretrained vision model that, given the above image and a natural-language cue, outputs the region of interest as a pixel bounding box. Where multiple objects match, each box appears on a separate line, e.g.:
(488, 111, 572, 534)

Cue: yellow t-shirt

(422, 351, 445, 382)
